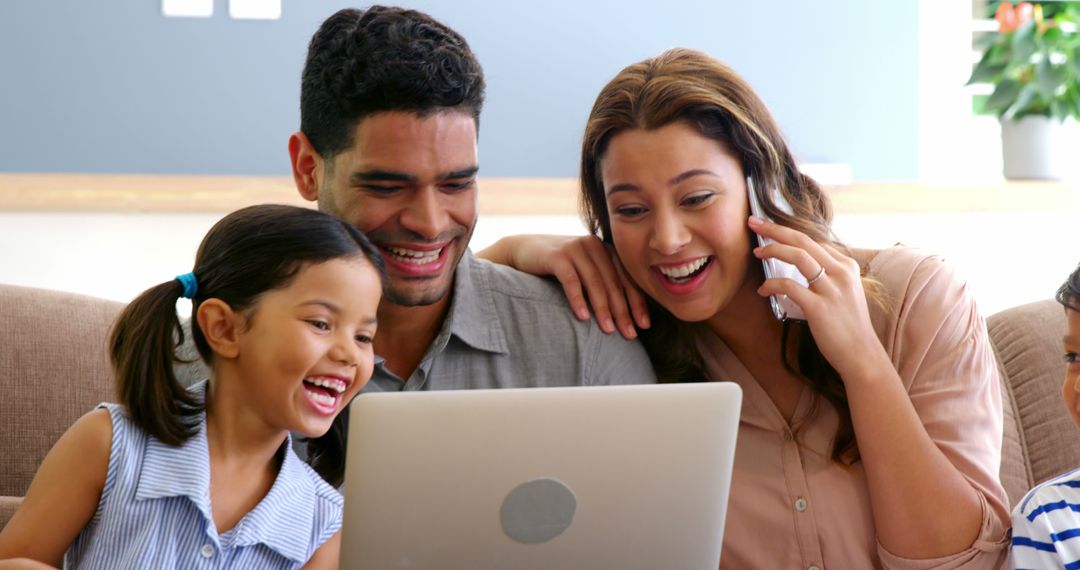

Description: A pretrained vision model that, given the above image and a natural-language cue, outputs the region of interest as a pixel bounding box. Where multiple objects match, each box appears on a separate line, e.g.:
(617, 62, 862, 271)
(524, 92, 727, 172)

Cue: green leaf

(1041, 26, 1064, 45)
(1004, 83, 1043, 120)
(968, 48, 1009, 84)
(974, 32, 1001, 50)
(985, 79, 1022, 116)
(1035, 57, 1066, 98)
(1050, 99, 1070, 121)
(980, 41, 1008, 69)
(972, 94, 991, 115)
(1012, 20, 1038, 64)
(1056, 8, 1080, 25)
(1068, 84, 1080, 119)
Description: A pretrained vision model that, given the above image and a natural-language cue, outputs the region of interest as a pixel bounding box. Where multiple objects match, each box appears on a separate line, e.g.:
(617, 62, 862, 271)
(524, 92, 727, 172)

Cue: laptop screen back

(340, 382, 741, 569)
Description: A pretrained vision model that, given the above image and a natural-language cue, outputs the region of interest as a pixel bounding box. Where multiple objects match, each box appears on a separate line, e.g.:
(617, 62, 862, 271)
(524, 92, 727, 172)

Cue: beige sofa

(0, 284, 204, 527)
(0, 283, 1075, 529)
(992, 298, 1079, 505)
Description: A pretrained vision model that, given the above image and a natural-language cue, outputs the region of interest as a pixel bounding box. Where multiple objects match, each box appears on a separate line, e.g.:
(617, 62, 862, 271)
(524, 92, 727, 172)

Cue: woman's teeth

(658, 257, 709, 281)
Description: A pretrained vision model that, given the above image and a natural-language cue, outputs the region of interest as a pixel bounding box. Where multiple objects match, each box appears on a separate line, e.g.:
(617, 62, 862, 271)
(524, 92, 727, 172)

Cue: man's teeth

(305, 376, 346, 394)
(387, 246, 442, 264)
(658, 257, 709, 279)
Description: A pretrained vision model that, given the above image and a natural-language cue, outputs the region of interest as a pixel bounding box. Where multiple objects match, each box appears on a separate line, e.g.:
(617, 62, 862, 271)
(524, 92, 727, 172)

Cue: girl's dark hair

(579, 48, 889, 465)
(1058, 264, 1080, 312)
(108, 204, 385, 486)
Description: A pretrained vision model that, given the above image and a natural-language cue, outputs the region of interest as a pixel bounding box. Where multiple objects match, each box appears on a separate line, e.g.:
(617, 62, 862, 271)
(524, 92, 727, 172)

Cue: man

(288, 6, 655, 391)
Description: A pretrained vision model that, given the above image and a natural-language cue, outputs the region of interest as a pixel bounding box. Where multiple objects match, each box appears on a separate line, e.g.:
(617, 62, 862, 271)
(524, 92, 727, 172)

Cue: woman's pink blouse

(696, 246, 1009, 570)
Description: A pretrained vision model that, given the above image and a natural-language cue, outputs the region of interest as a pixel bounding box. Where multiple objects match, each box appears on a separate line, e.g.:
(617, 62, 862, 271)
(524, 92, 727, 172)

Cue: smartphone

(746, 177, 807, 321)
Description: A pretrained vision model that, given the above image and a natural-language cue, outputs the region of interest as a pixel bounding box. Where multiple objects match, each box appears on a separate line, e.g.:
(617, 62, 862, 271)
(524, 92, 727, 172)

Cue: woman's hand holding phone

(746, 178, 808, 321)
(748, 214, 889, 384)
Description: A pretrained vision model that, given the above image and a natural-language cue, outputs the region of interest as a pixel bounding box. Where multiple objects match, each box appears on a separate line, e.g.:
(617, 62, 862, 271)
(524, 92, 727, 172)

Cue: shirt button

(782, 430, 793, 442)
(200, 543, 214, 558)
(808, 565, 821, 570)
(795, 497, 808, 512)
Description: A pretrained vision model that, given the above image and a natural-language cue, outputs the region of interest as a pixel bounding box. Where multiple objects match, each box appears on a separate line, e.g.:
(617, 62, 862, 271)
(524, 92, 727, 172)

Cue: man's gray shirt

(363, 251, 657, 392)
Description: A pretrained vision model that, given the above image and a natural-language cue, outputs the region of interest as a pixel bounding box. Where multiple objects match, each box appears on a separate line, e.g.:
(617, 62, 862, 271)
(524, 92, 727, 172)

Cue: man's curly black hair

(300, 5, 486, 159)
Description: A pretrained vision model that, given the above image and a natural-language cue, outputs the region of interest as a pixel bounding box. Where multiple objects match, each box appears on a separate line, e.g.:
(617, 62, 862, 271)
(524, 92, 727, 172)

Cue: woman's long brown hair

(579, 48, 887, 464)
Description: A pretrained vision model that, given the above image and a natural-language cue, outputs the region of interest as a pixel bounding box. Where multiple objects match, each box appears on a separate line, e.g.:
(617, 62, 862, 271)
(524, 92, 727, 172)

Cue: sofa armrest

(0, 284, 123, 498)
(989, 298, 1077, 505)
(0, 496, 22, 531)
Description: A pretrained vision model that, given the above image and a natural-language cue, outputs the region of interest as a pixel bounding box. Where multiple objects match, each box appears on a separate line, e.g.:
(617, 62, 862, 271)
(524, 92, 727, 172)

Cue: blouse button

(794, 497, 808, 512)
(200, 543, 214, 558)
(782, 430, 793, 442)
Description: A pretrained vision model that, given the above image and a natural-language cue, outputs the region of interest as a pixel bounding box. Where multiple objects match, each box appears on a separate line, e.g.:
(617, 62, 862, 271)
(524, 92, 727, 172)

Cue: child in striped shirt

(1009, 263, 1080, 569)
(0, 204, 384, 569)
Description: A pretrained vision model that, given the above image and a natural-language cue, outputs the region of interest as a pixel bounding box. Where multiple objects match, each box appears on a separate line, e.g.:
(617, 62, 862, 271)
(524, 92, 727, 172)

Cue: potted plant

(967, 1, 1080, 180)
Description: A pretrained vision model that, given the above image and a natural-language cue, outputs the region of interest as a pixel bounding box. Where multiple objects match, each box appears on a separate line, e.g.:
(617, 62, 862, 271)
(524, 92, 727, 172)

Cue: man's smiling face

(311, 110, 479, 308)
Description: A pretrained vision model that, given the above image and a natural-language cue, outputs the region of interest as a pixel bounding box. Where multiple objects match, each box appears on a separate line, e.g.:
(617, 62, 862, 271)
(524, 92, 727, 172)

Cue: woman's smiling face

(601, 121, 754, 323)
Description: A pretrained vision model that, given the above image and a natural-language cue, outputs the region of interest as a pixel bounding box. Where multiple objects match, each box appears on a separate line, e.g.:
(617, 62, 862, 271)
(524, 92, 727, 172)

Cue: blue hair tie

(175, 272, 199, 299)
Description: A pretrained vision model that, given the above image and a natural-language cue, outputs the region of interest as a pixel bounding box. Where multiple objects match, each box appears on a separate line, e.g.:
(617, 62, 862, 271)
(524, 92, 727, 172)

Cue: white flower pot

(1000, 115, 1080, 180)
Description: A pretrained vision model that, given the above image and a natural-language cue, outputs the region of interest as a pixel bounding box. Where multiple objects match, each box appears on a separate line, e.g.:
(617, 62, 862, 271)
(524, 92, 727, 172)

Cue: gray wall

(0, 1, 918, 180)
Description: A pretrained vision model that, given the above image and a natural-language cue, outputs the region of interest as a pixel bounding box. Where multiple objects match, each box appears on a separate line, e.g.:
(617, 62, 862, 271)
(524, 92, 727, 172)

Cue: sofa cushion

(988, 298, 1077, 506)
(0, 284, 122, 498)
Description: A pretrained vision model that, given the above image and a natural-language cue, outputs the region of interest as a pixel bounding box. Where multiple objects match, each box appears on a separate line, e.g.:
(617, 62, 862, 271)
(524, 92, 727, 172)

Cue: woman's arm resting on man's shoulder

(0, 409, 112, 567)
(477, 234, 650, 339)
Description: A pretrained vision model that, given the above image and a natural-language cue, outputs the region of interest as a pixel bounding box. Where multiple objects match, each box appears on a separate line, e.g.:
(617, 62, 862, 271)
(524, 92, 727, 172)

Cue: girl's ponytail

(109, 278, 202, 446)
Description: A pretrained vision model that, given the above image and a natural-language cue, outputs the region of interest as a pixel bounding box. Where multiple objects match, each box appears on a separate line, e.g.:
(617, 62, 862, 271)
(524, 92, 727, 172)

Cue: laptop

(339, 382, 741, 570)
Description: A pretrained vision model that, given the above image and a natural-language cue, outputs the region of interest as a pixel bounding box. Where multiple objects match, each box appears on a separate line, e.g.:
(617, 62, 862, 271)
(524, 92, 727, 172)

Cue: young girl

(482, 48, 1009, 568)
(0, 204, 384, 569)
(1009, 264, 1080, 569)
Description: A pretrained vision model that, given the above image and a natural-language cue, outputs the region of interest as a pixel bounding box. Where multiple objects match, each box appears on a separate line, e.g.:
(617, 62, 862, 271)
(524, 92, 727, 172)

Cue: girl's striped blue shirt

(64, 383, 343, 569)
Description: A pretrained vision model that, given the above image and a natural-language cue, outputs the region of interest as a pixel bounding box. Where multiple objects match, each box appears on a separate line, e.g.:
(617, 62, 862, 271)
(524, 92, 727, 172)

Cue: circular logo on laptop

(499, 477, 577, 544)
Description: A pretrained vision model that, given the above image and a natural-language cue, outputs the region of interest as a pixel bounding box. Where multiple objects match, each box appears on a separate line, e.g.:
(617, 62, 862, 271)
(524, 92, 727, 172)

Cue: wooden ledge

(0, 173, 1077, 215)
(827, 181, 1080, 214)
(0, 174, 580, 215)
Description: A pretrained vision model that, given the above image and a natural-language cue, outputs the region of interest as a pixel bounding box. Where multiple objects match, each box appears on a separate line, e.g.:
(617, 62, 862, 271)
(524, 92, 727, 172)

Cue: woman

(481, 48, 1008, 568)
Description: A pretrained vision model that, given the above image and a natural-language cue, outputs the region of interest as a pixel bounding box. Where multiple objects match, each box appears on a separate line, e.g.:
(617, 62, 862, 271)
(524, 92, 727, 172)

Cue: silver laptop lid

(340, 382, 741, 570)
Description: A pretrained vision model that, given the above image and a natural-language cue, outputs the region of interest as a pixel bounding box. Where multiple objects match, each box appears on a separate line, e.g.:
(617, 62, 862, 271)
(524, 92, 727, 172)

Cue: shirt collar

(134, 382, 317, 563)
(227, 440, 317, 562)
(135, 382, 212, 509)
(693, 327, 818, 434)
(440, 250, 509, 355)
